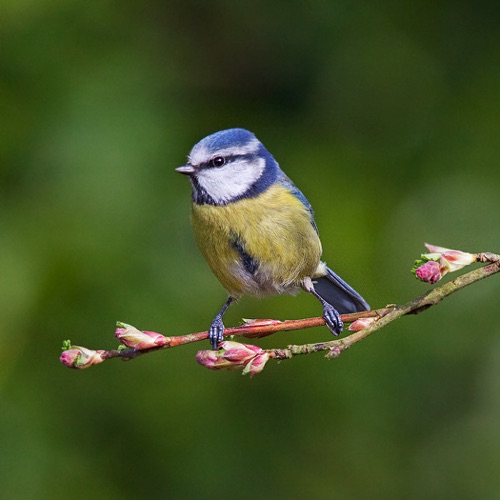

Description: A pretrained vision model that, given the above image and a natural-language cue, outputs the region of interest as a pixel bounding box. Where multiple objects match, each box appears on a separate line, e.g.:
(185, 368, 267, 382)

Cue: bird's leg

(302, 277, 343, 335)
(209, 296, 235, 350)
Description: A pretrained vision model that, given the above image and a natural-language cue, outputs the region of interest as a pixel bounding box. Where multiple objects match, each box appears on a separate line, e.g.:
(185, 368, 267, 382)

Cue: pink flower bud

(415, 260, 442, 284)
(242, 352, 270, 377)
(219, 341, 262, 363)
(424, 243, 476, 273)
(195, 349, 241, 370)
(348, 317, 377, 332)
(196, 341, 270, 376)
(242, 318, 282, 327)
(115, 323, 168, 349)
(413, 244, 476, 284)
(60, 346, 105, 369)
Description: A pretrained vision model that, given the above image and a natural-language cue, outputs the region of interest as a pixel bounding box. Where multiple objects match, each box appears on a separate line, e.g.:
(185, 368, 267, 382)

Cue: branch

(60, 245, 500, 376)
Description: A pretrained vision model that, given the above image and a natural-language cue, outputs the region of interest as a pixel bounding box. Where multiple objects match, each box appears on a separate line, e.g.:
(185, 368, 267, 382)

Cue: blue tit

(176, 128, 369, 349)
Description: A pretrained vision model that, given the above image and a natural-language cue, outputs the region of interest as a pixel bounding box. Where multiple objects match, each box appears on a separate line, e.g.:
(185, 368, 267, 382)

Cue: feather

(313, 267, 370, 314)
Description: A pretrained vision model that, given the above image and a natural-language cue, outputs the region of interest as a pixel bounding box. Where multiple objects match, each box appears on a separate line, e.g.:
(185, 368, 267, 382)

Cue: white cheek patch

(196, 156, 265, 203)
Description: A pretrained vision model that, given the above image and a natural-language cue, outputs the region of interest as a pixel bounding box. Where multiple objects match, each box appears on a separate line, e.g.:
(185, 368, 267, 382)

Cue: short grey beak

(175, 164, 196, 175)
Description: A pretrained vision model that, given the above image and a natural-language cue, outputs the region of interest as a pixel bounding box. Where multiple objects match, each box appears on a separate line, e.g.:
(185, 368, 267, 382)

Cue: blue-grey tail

(314, 267, 370, 314)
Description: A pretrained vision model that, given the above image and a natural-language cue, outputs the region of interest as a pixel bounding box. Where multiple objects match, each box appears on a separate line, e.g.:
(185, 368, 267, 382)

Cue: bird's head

(176, 128, 278, 205)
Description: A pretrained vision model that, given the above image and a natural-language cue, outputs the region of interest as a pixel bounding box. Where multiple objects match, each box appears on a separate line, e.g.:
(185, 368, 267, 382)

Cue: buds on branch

(196, 341, 271, 377)
(59, 244, 499, 376)
(412, 244, 476, 284)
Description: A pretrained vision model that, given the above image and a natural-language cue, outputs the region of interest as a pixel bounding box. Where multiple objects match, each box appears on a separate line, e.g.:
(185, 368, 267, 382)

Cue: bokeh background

(2, 1, 500, 498)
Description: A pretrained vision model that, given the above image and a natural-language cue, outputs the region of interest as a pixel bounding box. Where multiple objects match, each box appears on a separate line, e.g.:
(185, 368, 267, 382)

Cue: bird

(176, 128, 369, 349)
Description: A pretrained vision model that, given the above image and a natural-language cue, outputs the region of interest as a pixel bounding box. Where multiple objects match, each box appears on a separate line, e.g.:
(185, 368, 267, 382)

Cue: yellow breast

(191, 184, 322, 297)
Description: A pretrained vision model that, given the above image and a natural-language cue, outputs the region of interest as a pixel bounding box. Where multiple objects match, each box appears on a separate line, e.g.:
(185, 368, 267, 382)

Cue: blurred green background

(1, 1, 500, 498)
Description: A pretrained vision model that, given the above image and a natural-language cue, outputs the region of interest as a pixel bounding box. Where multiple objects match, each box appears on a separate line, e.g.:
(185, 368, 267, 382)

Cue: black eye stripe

(203, 153, 254, 169)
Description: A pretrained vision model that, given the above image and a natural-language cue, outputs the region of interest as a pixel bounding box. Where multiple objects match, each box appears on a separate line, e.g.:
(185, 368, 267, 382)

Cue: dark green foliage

(1, 1, 500, 498)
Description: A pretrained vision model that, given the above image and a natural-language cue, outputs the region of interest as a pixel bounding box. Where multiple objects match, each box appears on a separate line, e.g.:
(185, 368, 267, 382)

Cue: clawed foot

(209, 315, 225, 350)
(302, 277, 344, 336)
(208, 296, 234, 349)
(322, 303, 343, 336)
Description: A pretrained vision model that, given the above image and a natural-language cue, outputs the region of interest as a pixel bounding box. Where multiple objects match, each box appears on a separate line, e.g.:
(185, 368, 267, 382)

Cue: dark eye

(211, 156, 225, 168)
